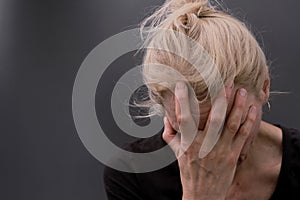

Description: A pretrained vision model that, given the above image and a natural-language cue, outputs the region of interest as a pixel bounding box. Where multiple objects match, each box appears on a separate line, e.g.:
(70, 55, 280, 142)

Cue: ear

(260, 67, 270, 103)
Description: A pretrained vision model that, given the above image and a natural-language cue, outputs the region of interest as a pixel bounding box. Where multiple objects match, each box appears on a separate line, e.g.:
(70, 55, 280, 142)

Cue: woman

(104, 0, 300, 199)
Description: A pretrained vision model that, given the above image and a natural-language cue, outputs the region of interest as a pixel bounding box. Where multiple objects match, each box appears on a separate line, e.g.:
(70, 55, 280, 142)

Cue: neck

(227, 121, 283, 198)
(236, 121, 282, 173)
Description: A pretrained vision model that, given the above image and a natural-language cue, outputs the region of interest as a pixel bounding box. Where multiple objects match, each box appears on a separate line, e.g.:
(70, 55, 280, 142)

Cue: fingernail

(176, 82, 185, 89)
(239, 88, 247, 97)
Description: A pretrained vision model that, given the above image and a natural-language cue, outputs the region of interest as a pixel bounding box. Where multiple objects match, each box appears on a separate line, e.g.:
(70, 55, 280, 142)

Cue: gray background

(0, 0, 299, 199)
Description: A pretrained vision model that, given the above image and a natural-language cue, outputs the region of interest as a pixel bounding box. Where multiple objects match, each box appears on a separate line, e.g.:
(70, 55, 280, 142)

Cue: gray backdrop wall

(1, 0, 299, 199)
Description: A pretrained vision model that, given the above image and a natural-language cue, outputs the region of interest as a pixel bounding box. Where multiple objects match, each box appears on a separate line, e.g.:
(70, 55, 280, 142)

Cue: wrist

(182, 190, 226, 200)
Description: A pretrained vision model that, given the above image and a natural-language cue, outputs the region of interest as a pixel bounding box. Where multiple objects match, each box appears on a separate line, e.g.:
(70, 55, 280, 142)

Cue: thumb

(162, 116, 180, 156)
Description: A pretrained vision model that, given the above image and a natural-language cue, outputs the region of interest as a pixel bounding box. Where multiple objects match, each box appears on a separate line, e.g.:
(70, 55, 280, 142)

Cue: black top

(104, 125, 300, 200)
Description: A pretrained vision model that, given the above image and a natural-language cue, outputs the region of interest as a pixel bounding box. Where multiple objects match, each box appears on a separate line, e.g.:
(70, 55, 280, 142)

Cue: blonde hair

(139, 0, 268, 116)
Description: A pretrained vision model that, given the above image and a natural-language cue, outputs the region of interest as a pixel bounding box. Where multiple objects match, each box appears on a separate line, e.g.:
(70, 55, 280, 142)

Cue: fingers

(199, 89, 227, 158)
(232, 106, 257, 154)
(174, 82, 198, 149)
(174, 81, 192, 124)
(221, 88, 248, 143)
(203, 88, 227, 133)
(220, 88, 257, 157)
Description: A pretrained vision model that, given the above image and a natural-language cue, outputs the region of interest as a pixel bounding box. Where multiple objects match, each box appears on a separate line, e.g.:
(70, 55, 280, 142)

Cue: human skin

(162, 81, 282, 199)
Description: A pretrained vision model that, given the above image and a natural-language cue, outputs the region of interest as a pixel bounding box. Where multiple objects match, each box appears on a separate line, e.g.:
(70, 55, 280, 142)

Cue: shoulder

(280, 125, 300, 163)
(103, 129, 169, 199)
(271, 125, 300, 199)
(122, 128, 167, 153)
(103, 164, 143, 200)
(280, 125, 300, 178)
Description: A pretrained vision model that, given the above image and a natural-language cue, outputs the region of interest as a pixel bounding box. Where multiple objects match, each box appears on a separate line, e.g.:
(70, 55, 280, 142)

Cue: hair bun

(140, 0, 214, 40)
(169, 0, 209, 11)
(167, 0, 214, 20)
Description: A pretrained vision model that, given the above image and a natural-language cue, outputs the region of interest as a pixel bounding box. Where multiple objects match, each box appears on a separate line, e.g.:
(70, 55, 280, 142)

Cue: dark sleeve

(103, 131, 165, 200)
(103, 166, 144, 200)
(271, 126, 300, 200)
(103, 129, 179, 200)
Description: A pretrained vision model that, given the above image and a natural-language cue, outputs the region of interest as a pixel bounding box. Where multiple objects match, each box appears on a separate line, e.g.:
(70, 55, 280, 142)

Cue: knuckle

(162, 132, 170, 142)
(239, 126, 250, 138)
(226, 122, 239, 134)
(226, 153, 238, 166)
(238, 101, 246, 108)
(234, 99, 245, 109)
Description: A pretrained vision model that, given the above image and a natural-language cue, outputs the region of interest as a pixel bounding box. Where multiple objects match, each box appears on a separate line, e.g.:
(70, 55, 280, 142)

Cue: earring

(263, 101, 271, 114)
